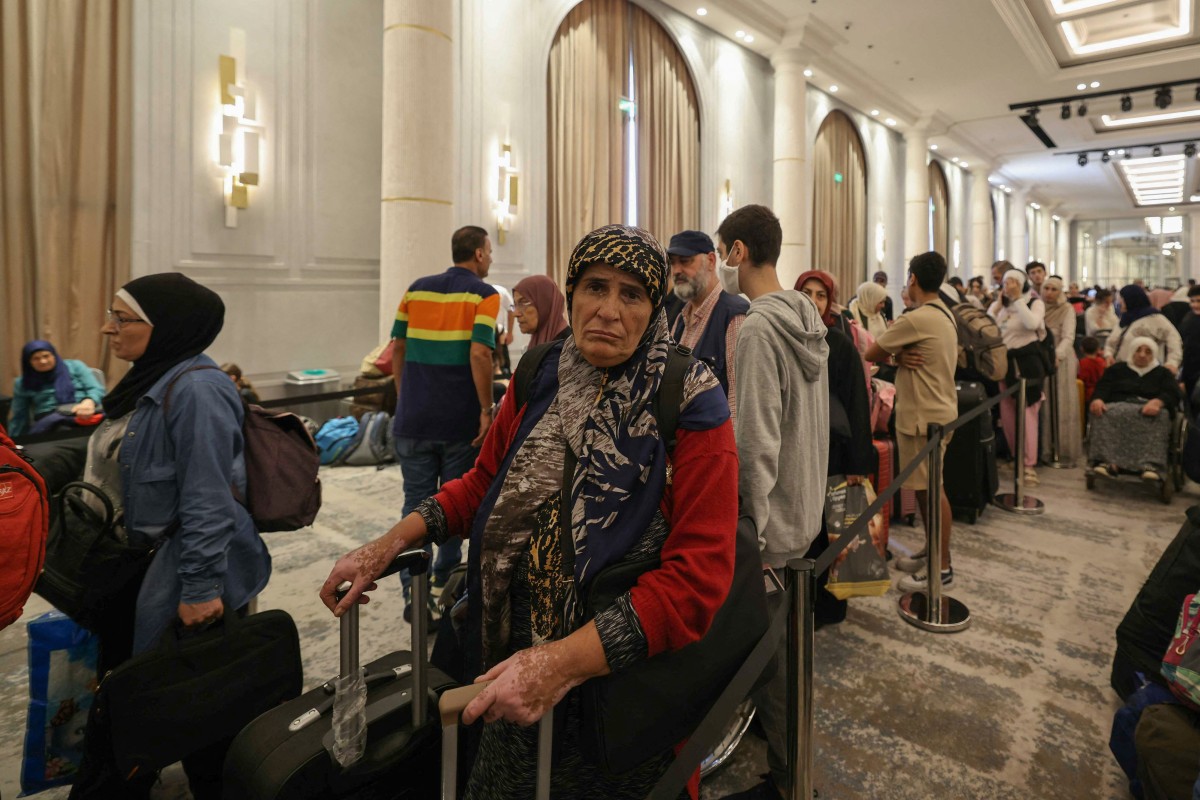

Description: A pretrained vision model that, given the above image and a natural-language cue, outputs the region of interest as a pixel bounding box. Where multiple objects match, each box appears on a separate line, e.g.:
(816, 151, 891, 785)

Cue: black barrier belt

(810, 381, 1019, 579)
(646, 586, 789, 800)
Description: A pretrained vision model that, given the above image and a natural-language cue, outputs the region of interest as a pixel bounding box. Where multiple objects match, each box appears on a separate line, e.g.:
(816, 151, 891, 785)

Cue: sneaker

(1142, 470, 1161, 481)
(894, 550, 927, 573)
(1024, 467, 1039, 485)
(1092, 463, 1110, 477)
(897, 567, 954, 593)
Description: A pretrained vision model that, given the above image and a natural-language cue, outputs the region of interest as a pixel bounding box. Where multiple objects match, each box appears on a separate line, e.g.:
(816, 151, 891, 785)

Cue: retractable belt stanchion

(994, 376, 1046, 514)
(785, 558, 815, 800)
(897, 423, 970, 632)
(1045, 366, 1069, 469)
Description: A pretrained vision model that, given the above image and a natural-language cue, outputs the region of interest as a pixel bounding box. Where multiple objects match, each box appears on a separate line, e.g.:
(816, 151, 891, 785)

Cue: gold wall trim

(381, 196, 454, 206)
(384, 23, 452, 42)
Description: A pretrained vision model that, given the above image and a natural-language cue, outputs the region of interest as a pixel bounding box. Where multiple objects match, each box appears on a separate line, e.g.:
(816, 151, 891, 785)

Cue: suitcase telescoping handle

(438, 681, 552, 800)
(334, 548, 431, 719)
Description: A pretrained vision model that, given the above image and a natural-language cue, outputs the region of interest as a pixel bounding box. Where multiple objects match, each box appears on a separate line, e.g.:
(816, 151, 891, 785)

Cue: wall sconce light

(719, 179, 735, 221)
(216, 28, 262, 229)
(874, 222, 887, 265)
(495, 144, 518, 245)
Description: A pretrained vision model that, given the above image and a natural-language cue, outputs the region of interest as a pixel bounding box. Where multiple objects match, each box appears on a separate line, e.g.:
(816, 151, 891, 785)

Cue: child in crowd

(1078, 336, 1106, 405)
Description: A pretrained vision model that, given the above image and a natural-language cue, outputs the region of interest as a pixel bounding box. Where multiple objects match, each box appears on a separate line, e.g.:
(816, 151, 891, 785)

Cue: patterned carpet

(0, 459, 1188, 799)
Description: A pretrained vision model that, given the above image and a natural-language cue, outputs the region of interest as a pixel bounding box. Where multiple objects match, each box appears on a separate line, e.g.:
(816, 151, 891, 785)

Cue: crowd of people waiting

(7, 208, 1200, 800)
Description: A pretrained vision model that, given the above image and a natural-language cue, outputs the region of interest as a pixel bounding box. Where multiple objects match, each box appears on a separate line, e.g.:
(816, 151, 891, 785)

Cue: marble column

(379, 1, 455, 340)
(1054, 214, 1072, 279)
(1035, 205, 1052, 265)
(771, 47, 810, 290)
(1008, 190, 1027, 267)
(970, 166, 993, 278)
(903, 130, 929, 263)
(1188, 212, 1200, 283)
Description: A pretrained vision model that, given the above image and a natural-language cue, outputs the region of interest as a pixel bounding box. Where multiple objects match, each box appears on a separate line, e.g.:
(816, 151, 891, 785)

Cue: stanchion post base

(1044, 461, 1074, 470)
(897, 592, 971, 633)
(992, 493, 1045, 515)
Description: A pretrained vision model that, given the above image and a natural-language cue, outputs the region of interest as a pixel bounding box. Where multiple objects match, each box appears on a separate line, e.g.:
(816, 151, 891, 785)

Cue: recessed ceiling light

(829, 85, 838, 93)
(1170, 206, 1176, 211)
(885, 118, 896, 126)
(1101, 109, 1200, 127)
(1090, 81, 1100, 88)
(1031, 202, 1041, 209)
(803, 68, 813, 77)
(961, 162, 969, 167)
(870, 109, 880, 116)
(1076, 83, 1087, 91)
(735, 30, 745, 38)
(1052, 215, 1061, 221)
(1004, 187, 1013, 193)
(696, 7, 707, 16)
(929, 145, 938, 151)
(744, 35, 754, 42)
(951, 157, 959, 162)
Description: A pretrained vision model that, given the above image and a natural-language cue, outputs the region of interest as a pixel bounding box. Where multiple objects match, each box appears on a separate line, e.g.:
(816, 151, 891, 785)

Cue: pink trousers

(999, 382, 1043, 468)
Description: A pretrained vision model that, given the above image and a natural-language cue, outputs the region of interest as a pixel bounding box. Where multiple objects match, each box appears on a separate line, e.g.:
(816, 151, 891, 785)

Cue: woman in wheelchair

(1087, 337, 1182, 481)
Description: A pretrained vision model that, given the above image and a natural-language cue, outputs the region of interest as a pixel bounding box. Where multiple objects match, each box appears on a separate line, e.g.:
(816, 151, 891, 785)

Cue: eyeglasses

(105, 309, 148, 328)
(514, 300, 534, 311)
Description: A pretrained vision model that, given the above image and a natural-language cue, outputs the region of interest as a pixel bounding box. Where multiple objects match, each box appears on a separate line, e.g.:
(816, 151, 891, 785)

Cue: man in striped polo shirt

(390, 225, 500, 616)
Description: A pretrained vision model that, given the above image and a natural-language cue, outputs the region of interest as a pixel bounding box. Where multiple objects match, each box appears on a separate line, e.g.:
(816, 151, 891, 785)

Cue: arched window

(546, 0, 699, 284)
(811, 110, 868, 296)
(928, 160, 949, 258)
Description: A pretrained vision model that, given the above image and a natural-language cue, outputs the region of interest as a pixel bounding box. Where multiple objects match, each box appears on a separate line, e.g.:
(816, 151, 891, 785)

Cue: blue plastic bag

(21, 611, 99, 795)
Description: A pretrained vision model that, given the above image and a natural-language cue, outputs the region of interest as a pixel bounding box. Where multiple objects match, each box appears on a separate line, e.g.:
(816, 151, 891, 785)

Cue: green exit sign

(834, 172, 844, 183)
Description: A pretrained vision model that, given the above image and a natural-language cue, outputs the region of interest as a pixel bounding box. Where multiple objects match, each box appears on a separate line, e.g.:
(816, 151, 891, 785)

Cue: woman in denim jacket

(78, 272, 270, 799)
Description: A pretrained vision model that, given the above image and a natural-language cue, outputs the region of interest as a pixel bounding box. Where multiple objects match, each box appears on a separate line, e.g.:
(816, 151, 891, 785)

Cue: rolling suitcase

(869, 438, 894, 542)
(438, 682, 552, 799)
(944, 381, 998, 524)
(222, 550, 456, 799)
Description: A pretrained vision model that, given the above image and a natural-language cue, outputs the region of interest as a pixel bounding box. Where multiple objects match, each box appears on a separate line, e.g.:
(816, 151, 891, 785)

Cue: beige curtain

(547, 0, 627, 287)
(811, 110, 867, 298)
(929, 160, 949, 258)
(1, 0, 131, 390)
(632, 4, 699, 246)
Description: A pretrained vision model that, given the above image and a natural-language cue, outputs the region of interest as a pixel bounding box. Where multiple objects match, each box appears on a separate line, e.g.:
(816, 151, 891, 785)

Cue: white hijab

(1128, 336, 1161, 377)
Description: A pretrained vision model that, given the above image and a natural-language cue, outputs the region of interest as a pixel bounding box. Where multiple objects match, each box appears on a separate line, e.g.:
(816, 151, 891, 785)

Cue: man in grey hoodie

(717, 204, 829, 800)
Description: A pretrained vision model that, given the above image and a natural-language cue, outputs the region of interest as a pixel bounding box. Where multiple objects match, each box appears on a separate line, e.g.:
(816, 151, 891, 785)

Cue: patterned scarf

(472, 225, 720, 665)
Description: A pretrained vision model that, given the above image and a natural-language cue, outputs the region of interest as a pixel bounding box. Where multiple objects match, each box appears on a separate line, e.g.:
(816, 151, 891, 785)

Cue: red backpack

(0, 424, 49, 630)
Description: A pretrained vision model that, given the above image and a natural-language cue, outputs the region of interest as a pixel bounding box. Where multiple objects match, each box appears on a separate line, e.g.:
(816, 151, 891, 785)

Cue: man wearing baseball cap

(667, 229, 749, 415)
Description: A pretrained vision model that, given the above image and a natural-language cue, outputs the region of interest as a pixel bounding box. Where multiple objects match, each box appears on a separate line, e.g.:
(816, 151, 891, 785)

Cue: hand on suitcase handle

(321, 544, 432, 617)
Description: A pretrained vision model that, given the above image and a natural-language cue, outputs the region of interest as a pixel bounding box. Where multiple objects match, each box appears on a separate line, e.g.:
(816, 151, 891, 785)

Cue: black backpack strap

(511, 341, 559, 409)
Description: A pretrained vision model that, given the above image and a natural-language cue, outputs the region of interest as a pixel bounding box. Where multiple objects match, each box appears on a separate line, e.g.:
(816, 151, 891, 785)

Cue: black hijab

(102, 273, 225, 419)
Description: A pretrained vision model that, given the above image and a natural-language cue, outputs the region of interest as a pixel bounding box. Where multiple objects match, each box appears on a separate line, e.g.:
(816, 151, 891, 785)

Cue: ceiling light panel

(1117, 154, 1187, 206)
(1098, 108, 1200, 128)
(1059, 0, 1192, 55)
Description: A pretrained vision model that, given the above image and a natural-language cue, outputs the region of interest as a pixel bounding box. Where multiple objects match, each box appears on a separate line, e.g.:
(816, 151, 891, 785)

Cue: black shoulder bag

(34, 482, 167, 632)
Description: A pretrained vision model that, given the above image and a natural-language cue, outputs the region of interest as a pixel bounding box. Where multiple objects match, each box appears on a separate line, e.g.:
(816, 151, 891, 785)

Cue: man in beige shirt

(865, 251, 958, 592)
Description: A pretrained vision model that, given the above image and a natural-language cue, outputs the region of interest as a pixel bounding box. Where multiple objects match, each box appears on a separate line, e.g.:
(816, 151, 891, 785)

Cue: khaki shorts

(897, 430, 952, 491)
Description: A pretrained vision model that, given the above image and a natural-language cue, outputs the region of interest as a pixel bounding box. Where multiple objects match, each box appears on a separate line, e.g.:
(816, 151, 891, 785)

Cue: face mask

(718, 248, 741, 296)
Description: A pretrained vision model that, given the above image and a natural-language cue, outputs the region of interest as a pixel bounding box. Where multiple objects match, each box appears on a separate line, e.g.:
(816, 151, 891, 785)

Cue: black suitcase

(944, 381, 998, 524)
(1112, 506, 1200, 700)
(223, 550, 456, 799)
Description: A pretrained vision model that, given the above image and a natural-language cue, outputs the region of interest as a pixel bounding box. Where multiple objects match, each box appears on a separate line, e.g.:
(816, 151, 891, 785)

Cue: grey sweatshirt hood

(744, 290, 829, 382)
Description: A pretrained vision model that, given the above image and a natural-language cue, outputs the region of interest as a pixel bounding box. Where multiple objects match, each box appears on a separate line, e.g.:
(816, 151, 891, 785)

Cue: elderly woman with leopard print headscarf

(322, 225, 738, 799)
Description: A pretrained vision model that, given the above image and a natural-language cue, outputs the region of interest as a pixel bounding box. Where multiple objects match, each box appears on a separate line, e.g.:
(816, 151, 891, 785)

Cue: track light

(1195, 85, 1200, 103)
(1026, 106, 1040, 126)
(1061, 103, 1071, 120)
(1155, 86, 1172, 109)
(1101, 152, 1110, 163)
(1124, 150, 1131, 160)
(1077, 153, 1088, 167)
(1121, 95, 1132, 112)
(1186, 142, 1197, 158)
(1153, 146, 1163, 157)
(1078, 101, 1087, 117)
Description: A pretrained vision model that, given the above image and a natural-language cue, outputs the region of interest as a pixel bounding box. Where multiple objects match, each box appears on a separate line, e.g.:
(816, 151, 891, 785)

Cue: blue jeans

(393, 436, 479, 601)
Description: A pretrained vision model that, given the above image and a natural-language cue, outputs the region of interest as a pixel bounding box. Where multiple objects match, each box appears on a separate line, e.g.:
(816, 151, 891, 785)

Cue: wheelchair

(1084, 394, 1188, 503)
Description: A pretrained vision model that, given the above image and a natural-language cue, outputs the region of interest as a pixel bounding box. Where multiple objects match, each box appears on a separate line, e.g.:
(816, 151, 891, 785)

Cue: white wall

(131, 0, 384, 378)
(807, 90, 906, 293)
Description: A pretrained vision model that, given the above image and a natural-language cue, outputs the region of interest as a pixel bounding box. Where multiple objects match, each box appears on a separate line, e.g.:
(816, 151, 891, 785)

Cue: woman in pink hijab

(512, 275, 568, 347)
